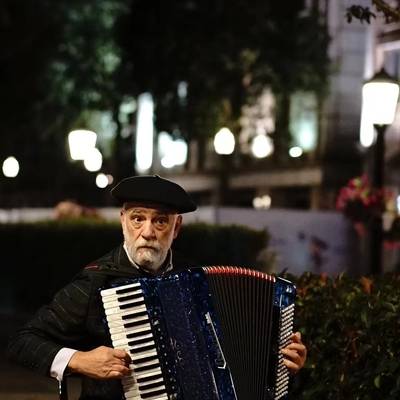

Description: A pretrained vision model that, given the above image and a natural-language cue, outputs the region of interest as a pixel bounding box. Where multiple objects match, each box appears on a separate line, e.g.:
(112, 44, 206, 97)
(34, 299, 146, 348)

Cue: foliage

(0, 220, 268, 311)
(174, 222, 268, 268)
(290, 272, 400, 399)
(347, 1, 400, 23)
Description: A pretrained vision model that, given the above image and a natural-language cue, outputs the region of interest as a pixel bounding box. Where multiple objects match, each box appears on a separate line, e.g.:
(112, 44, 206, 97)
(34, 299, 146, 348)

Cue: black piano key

(118, 292, 143, 302)
(140, 388, 167, 399)
(132, 354, 159, 365)
(120, 301, 146, 313)
(128, 337, 155, 346)
(126, 329, 152, 339)
(130, 344, 156, 354)
(137, 373, 163, 384)
(134, 362, 160, 373)
(122, 313, 148, 323)
(115, 286, 140, 295)
(138, 379, 164, 391)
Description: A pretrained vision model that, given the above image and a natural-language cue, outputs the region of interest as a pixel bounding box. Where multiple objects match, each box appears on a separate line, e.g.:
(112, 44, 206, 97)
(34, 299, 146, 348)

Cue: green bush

(291, 272, 400, 399)
(0, 220, 268, 311)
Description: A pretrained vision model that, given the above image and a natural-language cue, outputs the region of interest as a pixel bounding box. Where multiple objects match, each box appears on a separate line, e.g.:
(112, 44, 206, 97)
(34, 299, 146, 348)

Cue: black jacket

(7, 244, 198, 400)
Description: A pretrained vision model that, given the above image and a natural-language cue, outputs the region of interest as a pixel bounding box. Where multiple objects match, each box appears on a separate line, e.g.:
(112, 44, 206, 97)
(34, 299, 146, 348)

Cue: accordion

(100, 267, 296, 400)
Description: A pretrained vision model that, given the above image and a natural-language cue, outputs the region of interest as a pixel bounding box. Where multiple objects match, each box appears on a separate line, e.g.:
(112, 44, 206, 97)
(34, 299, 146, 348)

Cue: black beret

(110, 175, 197, 213)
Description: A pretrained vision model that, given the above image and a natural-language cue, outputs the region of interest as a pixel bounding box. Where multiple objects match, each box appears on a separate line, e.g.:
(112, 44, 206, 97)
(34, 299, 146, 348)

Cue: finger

(281, 348, 301, 364)
(111, 364, 131, 375)
(284, 343, 306, 354)
(282, 358, 300, 373)
(291, 332, 302, 342)
(113, 351, 131, 365)
(113, 349, 130, 359)
(106, 370, 125, 379)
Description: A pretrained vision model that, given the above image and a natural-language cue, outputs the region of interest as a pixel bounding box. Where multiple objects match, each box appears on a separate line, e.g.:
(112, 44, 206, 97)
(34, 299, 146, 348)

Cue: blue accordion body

(101, 267, 296, 400)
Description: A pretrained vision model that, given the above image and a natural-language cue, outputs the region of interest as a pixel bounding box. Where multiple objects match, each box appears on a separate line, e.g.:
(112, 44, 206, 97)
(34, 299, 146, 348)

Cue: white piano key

(124, 388, 141, 400)
(139, 384, 166, 395)
(122, 378, 137, 389)
(130, 340, 155, 350)
(136, 366, 162, 379)
(131, 349, 158, 360)
(104, 300, 146, 316)
(138, 377, 164, 387)
(133, 359, 160, 369)
(112, 337, 131, 347)
(111, 330, 153, 342)
(124, 393, 140, 400)
(107, 311, 148, 324)
(102, 289, 144, 305)
(107, 310, 149, 323)
(109, 322, 152, 334)
(123, 379, 138, 389)
(127, 331, 154, 341)
(141, 395, 168, 400)
(103, 296, 145, 310)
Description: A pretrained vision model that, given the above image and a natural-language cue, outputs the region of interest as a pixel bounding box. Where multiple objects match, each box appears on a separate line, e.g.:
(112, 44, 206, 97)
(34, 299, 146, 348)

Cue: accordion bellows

(101, 266, 296, 400)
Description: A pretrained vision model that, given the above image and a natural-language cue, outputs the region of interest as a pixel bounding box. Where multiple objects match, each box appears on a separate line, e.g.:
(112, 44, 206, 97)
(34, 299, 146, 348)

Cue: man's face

(120, 203, 182, 273)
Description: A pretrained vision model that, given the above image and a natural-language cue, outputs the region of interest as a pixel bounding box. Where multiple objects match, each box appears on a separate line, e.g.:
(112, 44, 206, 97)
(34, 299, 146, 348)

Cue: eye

(154, 217, 169, 227)
(130, 215, 144, 224)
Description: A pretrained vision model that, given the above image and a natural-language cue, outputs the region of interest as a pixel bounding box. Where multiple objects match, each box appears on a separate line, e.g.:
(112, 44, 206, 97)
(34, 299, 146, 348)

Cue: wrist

(67, 350, 84, 374)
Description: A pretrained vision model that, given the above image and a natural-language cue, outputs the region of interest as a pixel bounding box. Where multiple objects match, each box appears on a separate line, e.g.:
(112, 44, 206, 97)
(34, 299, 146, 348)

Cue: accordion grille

(204, 266, 278, 400)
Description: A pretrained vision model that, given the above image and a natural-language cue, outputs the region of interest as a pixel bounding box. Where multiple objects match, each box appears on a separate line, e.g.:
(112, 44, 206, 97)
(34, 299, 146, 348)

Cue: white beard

(124, 237, 167, 272)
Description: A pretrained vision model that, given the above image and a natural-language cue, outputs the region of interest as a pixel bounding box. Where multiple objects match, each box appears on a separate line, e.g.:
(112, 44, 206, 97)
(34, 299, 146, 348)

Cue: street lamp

(362, 68, 399, 273)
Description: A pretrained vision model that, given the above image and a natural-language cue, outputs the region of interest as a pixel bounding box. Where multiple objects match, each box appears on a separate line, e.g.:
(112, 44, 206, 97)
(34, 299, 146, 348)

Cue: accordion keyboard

(274, 303, 295, 400)
(101, 283, 168, 400)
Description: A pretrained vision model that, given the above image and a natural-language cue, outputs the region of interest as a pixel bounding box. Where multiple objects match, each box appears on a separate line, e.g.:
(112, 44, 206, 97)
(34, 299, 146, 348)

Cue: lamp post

(213, 127, 235, 205)
(362, 68, 399, 274)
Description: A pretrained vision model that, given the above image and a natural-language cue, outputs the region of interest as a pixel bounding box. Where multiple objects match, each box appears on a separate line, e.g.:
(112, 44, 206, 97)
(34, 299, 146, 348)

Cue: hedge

(0, 220, 268, 312)
(290, 272, 400, 399)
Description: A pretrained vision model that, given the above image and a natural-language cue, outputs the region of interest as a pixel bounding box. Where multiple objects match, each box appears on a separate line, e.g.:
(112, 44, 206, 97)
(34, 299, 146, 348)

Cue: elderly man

(7, 175, 306, 399)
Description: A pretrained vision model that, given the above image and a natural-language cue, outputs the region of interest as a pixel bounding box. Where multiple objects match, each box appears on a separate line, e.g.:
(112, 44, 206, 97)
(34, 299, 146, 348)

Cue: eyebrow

(127, 209, 172, 217)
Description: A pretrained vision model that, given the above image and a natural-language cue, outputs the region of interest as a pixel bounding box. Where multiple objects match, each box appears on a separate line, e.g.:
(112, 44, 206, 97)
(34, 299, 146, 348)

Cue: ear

(173, 215, 183, 239)
(120, 209, 126, 226)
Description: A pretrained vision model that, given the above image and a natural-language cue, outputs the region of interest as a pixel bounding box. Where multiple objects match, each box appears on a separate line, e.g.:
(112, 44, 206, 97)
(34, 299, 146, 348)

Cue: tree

(347, 1, 400, 23)
(114, 0, 329, 166)
(0, 0, 125, 205)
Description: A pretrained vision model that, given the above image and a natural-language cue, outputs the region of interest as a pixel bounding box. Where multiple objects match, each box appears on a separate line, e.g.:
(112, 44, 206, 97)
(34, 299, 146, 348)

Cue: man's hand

(67, 346, 131, 379)
(281, 332, 307, 374)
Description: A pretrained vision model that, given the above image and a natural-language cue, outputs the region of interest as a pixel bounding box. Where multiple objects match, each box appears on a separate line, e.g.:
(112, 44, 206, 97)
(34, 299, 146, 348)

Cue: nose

(141, 220, 156, 240)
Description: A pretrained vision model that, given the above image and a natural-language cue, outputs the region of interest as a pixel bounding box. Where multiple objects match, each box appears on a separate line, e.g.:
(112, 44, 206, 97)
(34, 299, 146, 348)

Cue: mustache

(135, 240, 161, 251)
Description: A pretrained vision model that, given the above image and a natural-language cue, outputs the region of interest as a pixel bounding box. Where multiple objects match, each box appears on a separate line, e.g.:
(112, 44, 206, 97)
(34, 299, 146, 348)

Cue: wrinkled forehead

(122, 201, 178, 215)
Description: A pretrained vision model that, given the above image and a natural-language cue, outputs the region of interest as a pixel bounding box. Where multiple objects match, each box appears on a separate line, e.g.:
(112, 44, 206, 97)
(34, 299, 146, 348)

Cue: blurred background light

(290, 91, 318, 152)
(2, 156, 19, 178)
(214, 127, 235, 155)
(135, 92, 154, 172)
(158, 132, 188, 168)
(289, 146, 303, 158)
(253, 194, 272, 209)
(83, 148, 103, 172)
(68, 130, 97, 160)
(96, 173, 109, 188)
(177, 81, 188, 99)
(251, 134, 274, 158)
